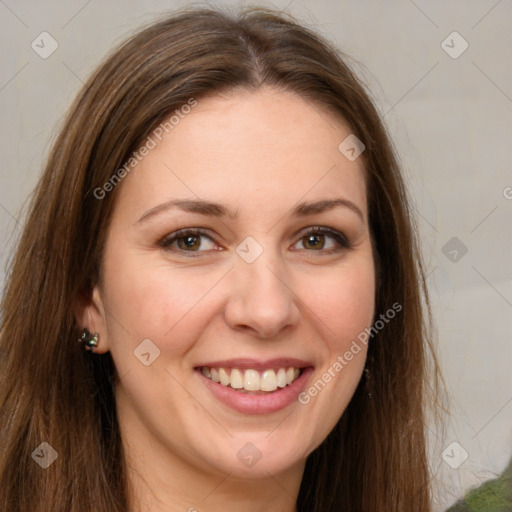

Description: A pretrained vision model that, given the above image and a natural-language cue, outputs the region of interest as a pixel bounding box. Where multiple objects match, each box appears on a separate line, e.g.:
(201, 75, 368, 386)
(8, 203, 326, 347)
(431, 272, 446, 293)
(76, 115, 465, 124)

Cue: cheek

(334, 276, 375, 343)
(293, 257, 374, 446)
(305, 259, 375, 348)
(102, 255, 221, 355)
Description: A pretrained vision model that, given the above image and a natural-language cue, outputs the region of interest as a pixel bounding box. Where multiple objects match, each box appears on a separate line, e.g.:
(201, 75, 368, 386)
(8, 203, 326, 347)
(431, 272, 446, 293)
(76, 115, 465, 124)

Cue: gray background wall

(1, 1, 511, 509)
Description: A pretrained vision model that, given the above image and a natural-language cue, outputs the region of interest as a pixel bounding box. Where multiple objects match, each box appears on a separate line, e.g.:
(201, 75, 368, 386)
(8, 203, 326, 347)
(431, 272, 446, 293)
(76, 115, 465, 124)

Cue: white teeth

(210, 367, 220, 383)
(219, 367, 230, 386)
(260, 370, 277, 391)
(276, 368, 287, 388)
(230, 369, 244, 389)
(200, 366, 302, 392)
(244, 369, 260, 391)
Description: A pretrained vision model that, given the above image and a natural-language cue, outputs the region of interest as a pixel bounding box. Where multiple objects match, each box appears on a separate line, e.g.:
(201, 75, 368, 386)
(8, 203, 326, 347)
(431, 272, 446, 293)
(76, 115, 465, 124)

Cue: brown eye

(292, 227, 351, 253)
(177, 234, 201, 251)
(302, 233, 327, 250)
(159, 229, 218, 254)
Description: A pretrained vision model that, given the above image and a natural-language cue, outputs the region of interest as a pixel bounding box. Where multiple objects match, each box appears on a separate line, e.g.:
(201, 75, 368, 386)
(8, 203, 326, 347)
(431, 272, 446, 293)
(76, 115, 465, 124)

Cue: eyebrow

(136, 197, 364, 224)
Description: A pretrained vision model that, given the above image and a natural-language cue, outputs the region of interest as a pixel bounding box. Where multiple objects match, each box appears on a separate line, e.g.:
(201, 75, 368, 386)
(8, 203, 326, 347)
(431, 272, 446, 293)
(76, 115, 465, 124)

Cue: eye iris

(304, 233, 324, 250)
(178, 235, 200, 250)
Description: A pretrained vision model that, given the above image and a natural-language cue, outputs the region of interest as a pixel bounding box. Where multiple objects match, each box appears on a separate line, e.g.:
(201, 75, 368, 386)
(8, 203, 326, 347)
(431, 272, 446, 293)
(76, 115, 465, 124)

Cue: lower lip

(197, 367, 314, 415)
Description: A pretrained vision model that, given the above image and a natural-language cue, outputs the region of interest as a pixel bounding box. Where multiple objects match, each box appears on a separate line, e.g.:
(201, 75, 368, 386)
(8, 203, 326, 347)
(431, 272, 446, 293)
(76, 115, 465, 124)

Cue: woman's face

(88, 87, 375, 482)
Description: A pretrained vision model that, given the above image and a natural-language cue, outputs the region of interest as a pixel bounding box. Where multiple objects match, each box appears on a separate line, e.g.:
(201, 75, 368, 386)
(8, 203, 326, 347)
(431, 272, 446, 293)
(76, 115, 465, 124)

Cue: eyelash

(158, 226, 352, 257)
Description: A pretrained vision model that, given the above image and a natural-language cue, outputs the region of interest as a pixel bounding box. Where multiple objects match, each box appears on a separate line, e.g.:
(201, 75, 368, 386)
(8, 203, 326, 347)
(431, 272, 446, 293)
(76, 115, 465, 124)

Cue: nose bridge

(225, 236, 299, 338)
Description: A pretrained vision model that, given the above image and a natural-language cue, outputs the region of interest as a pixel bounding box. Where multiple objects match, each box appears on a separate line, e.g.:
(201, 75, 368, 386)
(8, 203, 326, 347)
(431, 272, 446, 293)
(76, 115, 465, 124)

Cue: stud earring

(78, 329, 99, 352)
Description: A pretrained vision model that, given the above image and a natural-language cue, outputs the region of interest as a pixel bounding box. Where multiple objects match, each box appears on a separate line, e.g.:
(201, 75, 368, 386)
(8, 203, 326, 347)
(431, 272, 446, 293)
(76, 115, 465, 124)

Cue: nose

(224, 246, 301, 339)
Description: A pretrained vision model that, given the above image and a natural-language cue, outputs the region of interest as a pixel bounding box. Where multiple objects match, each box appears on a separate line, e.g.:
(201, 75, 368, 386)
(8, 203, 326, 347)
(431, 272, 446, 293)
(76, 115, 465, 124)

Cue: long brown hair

(0, 6, 441, 511)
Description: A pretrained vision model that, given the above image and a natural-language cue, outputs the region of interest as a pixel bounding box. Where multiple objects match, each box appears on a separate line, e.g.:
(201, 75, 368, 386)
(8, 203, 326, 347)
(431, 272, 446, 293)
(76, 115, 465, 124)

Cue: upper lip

(195, 358, 313, 370)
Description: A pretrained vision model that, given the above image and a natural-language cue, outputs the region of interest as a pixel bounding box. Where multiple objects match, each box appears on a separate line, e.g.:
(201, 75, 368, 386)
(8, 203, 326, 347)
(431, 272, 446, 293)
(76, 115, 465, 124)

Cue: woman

(0, 6, 441, 511)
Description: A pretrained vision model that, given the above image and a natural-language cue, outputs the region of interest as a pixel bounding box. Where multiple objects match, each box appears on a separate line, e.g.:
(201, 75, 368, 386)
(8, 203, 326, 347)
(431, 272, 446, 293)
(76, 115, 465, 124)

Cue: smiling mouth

(199, 366, 303, 394)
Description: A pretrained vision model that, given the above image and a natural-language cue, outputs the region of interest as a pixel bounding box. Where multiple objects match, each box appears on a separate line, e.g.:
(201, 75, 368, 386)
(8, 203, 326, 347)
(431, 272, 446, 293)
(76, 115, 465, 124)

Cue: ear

(74, 285, 110, 354)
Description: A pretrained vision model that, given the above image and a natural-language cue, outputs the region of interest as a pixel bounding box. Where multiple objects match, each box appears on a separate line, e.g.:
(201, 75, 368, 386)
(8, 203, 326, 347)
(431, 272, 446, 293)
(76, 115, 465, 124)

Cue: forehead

(114, 87, 367, 223)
